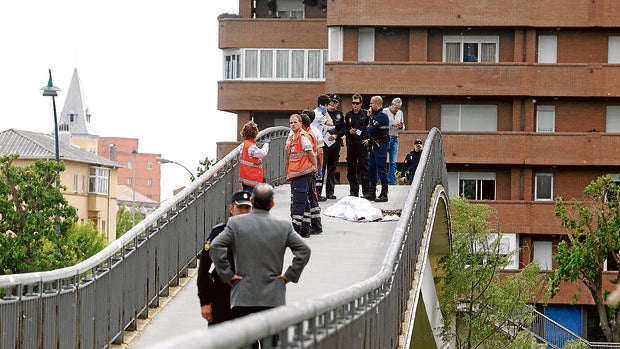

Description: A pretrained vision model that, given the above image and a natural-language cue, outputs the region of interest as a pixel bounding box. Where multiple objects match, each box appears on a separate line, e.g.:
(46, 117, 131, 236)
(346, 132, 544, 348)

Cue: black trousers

(346, 142, 369, 196)
(321, 142, 341, 197)
(232, 306, 277, 348)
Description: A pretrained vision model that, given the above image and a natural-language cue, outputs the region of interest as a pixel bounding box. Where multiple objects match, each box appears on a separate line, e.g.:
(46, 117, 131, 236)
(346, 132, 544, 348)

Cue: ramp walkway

(126, 184, 410, 348)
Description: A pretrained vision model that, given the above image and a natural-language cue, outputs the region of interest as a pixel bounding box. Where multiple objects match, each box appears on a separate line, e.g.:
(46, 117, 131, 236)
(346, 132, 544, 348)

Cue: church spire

(59, 68, 91, 135)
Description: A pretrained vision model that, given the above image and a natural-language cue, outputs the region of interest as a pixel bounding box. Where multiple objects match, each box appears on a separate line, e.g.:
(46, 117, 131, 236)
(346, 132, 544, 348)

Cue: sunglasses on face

(352, 101, 361, 105)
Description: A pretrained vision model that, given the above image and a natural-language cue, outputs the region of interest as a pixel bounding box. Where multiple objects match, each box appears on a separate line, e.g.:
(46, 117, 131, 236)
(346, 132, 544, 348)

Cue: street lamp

(156, 157, 195, 180)
(132, 149, 137, 226)
(41, 69, 61, 163)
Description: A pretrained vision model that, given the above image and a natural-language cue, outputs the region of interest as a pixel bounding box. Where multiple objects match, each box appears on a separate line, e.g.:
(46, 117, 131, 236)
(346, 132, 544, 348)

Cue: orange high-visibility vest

(286, 129, 316, 181)
(239, 139, 264, 187)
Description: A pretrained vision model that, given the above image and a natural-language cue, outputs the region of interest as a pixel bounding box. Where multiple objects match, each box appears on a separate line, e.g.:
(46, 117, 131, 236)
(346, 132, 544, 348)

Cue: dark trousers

(346, 143, 369, 196)
(290, 175, 312, 236)
(322, 143, 341, 197)
(368, 142, 389, 188)
(232, 306, 277, 348)
(308, 176, 322, 230)
(211, 282, 233, 324)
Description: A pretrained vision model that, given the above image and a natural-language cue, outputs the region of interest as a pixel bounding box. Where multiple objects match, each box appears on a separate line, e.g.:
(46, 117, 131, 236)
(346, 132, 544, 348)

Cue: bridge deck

(124, 184, 410, 348)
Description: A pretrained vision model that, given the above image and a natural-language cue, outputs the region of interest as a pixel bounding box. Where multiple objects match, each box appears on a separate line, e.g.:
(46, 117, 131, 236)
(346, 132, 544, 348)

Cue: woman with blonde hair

(239, 120, 270, 193)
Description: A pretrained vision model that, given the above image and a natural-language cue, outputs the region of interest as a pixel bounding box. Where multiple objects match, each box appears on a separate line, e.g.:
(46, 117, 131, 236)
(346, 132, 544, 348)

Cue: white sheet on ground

(323, 196, 384, 222)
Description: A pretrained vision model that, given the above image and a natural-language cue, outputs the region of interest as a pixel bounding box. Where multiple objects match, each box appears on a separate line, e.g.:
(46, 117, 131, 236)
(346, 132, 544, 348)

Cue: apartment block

(217, 0, 620, 339)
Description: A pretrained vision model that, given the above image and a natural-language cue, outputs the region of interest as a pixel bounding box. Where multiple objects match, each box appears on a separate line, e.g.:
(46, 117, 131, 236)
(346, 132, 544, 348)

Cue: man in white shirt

(383, 97, 404, 185)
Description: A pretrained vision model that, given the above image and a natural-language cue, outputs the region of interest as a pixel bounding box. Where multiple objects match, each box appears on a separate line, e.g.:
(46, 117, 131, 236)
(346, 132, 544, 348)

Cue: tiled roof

(0, 128, 120, 167)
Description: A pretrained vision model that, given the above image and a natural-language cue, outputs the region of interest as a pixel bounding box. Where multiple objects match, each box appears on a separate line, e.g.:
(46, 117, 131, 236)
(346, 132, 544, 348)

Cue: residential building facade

(217, 0, 620, 340)
(0, 129, 121, 242)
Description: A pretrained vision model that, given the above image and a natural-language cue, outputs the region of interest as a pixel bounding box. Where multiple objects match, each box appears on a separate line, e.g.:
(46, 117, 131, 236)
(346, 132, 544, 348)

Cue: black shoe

(300, 233, 310, 238)
(310, 228, 323, 235)
(375, 195, 388, 202)
(363, 193, 376, 201)
(349, 192, 358, 197)
(327, 195, 336, 200)
(318, 196, 327, 202)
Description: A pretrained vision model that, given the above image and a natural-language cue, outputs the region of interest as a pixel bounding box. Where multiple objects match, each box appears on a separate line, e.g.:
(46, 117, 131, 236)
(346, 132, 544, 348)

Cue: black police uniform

(321, 107, 346, 199)
(197, 222, 234, 324)
(344, 108, 370, 197)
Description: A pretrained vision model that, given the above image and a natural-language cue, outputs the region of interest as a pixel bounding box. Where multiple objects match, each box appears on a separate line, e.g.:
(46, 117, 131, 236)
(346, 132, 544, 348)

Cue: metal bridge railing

(0, 126, 290, 349)
(152, 127, 449, 349)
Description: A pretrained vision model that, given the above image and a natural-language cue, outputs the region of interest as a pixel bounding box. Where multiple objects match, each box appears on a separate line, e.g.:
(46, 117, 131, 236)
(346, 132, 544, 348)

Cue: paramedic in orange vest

(239, 121, 270, 193)
(286, 114, 317, 238)
(300, 110, 323, 235)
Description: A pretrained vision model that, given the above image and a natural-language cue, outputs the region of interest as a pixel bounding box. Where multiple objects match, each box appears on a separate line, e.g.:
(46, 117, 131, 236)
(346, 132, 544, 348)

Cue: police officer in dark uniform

(321, 93, 346, 200)
(197, 190, 252, 324)
(363, 95, 390, 202)
(344, 93, 371, 197)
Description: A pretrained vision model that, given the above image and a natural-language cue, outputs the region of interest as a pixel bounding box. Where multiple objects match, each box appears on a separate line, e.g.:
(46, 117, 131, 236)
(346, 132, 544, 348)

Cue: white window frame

(73, 174, 78, 193)
(223, 50, 241, 79)
(536, 105, 556, 132)
(609, 36, 620, 64)
(533, 240, 553, 271)
(328, 26, 343, 62)
(147, 178, 153, 186)
(535, 173, 554, 201)
(538, 35, 558, 63)
(222, 48, 328, 81)
(358, 27, 375, 62)
(491, 233, 519, 270)
(443, 35, 499, 63)
(447, 172, 496, 200)
(606, 106, 620, 132)
(88, 167, 110, 195)
(276, 0, 304, 18)
(440, 104, 498, 131)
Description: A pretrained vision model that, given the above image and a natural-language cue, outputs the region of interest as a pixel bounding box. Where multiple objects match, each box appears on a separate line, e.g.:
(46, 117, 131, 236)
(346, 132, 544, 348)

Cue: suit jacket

(210, 209, 311, 308)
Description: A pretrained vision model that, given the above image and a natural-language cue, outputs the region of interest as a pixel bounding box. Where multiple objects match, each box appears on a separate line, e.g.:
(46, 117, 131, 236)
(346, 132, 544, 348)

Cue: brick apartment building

(216, 0, 620, 340)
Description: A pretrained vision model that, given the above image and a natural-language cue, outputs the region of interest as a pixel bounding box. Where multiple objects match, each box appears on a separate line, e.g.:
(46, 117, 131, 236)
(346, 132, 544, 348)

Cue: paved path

(124, 184, 410, 348)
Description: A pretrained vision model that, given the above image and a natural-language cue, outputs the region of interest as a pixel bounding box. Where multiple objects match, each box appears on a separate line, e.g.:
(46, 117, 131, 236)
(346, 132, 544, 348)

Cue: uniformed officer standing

(197, 190, 252, 324)
(321, 93, 346, 200)
(344, 93, 371, 197)
(363, 96, 390, 202)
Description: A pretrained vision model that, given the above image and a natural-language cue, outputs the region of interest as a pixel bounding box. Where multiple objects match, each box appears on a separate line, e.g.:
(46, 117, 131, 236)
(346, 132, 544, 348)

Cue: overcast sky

(0, 0, 239, 200)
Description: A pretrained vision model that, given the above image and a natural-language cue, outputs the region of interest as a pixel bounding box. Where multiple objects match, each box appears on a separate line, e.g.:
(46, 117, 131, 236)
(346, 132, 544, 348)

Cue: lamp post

(132, 149, 137, 226)
(156, 157, 195, 180)
(41, 69, 61, 163)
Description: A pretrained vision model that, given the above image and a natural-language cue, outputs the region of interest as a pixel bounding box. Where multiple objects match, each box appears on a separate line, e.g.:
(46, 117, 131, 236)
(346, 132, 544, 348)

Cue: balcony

(219, 18, 327, 49)
(399, 132, 620, 166)
(327, 0, 620, 28)
(218, 80, 325, 112)
(326, 62, 620, 98)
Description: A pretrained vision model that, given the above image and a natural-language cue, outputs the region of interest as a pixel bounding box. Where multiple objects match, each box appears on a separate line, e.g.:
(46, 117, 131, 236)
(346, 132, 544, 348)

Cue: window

(82, 176, 86, 193)
(101, 220, 106, 233)
(224, 51, 241, 79)
(128, 160, 133, 169)
(536, 105, 555, 132)
(224, 48, 329, 81)
(609, 36, 620, 63)
(441, 104, 498, 131)
(147, 162, 153, 170)
(73, 175, 78, 192)
(490, 233, 519, 270)
(358, 28, 375, 62)
(443, 35, 499, 63)
(538, 35, 558, 63)
(89, 167, 110, 195)
(127, 177, 133, 185)
(447, 172, 496, 200)
(147, 178, 153, 186)
(533, 241, 553, 270)
(606, 106, 620, 132)
(276, 0, 304, 18)
(328, 26, 343, 62)
(535, 173, 553, 201)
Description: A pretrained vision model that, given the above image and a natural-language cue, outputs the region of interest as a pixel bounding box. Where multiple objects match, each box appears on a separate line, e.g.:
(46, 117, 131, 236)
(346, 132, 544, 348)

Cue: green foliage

(195, 156, 216, 181)
(0, 154, 106, 274)
(548, 175, 620, 342)
(561, 339, 589, 349)
(116, 206, 144, 239)
(438, 197, 543, 349)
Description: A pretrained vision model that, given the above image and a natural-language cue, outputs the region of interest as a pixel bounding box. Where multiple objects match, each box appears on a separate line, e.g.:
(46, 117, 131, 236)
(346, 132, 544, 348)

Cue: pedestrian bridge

(0, 127, 451, 349)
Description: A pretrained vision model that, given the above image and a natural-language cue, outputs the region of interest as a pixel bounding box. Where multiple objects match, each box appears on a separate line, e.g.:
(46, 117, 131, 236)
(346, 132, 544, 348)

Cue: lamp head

(41, 69, 61, 97)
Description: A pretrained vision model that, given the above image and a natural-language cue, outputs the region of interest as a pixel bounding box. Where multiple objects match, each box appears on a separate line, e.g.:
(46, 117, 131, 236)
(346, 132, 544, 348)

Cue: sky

(0, 0, 239, 200)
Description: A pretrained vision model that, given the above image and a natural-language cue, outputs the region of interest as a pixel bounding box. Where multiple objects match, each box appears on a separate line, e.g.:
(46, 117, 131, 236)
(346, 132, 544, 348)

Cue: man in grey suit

(210, 183, 311, 320)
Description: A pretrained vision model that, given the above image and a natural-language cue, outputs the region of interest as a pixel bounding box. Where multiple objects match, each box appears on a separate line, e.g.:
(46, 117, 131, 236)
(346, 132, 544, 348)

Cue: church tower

(60, 68, 98, 153)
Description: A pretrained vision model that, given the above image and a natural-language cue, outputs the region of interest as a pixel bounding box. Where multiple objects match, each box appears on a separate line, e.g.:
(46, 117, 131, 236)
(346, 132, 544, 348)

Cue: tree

(116, 206, 144, 239)
(548, 175, 620, 342)
(0, 154, 106, 274)
(438, 197, 543, 349)
(195, 156, 216, 180)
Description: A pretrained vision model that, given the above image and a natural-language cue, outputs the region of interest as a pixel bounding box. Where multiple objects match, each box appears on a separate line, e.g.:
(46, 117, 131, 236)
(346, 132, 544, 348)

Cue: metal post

(132, 149, 137, 226)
